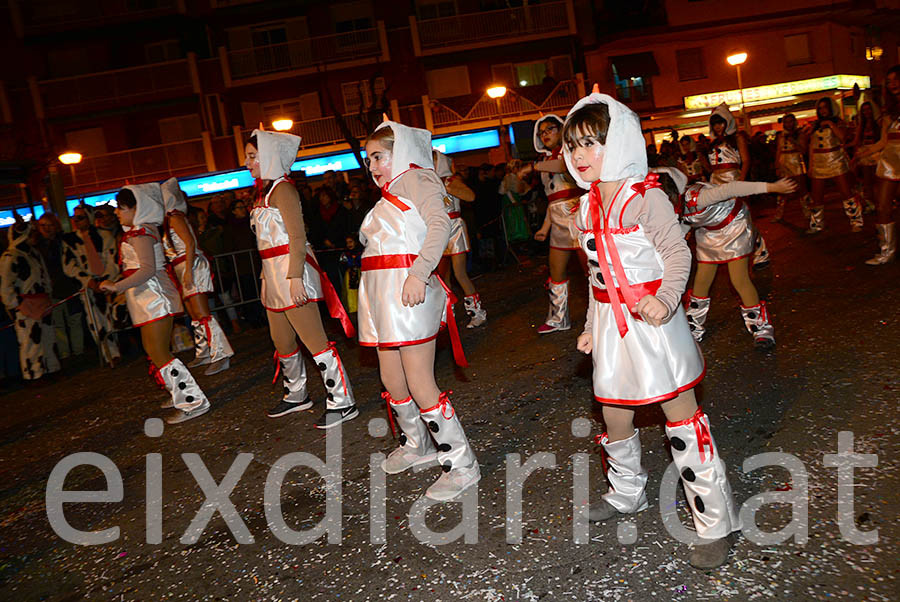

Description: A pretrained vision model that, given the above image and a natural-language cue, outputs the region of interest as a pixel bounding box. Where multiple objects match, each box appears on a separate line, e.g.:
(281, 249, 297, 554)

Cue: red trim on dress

(549, 245, 581, 250)
(358, 331, 440, 348)
(547, 188, 583, 203)
(704, 200, 744, 231)
(593, 365, 706, 406)
(696, 251, 752, 265)
(711, 162, 740, 170)
(447, 211, 461, 219)
(132, 312, 183, 328)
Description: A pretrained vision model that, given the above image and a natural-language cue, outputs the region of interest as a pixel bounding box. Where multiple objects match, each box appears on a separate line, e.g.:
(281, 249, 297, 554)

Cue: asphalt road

(1, 196, 897, 601)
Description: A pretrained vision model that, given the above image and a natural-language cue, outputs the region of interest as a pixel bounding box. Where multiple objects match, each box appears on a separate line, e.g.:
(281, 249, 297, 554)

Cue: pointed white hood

(373, 120, 434, 189)
(433, 150, 453, 179)
(533, 114, 564, 156)
(123, 183, 164, 227)
(856, 93, 880, 121)
(651, 166, 688, 195)
(562, 92, 648, 188)
(709, 102, 737, 137)
(817, 96, 841, 120)
(161, 177, 187, 214)
(252, 129, 301, 181)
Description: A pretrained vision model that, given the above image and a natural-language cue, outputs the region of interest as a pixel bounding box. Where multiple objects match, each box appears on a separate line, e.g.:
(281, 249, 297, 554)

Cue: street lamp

(486, 85, 508, 160)
(726, 52, 749, 132)
(59, 151, 83, 197)
(272, 118, 293, 132)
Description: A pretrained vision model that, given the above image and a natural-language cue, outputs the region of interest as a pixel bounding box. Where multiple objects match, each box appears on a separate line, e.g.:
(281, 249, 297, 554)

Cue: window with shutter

(676, 48, 706, 81)
(785, 33, 813, 66)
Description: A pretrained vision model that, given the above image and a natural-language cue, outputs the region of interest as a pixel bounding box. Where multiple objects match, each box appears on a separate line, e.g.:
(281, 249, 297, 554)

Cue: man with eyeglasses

(520, 114, 586, 334)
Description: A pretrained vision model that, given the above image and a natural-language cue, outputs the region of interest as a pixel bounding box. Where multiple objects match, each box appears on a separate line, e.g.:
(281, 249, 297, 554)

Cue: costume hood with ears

(74, 204, 95, 225)
(371, 119, 434, 189)
(709, 102, 737, 137)
(562, 89, 648, 188)
(161, 177, 187, 214)
(533, 114, 565, 155)
(857, 93, 881, 121)
(433, 150, 453, 179)
(816, 96, 841, 120)
(251, 129, 301, 181)
(650, 166, 688, 196)
(7, 218, 31, 247)
(123, 183, 165, 227)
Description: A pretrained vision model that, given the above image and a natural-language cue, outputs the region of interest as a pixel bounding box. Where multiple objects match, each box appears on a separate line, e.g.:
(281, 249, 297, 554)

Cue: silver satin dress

(542, 165, 581, 250)
(250, 177, 325, 312)
(163, 218, 214, 299)
(682, 183, 755, 264)
(120, 227, 183, 327)
(443, 192, 470, 255)
(358, 186, 448, 347)
(809, 124, 850, 179)
(576, 178, 704, 405)
(876, 117, 900, 181)
(707, 143, 742, 185)
(776, 132, 807, 177)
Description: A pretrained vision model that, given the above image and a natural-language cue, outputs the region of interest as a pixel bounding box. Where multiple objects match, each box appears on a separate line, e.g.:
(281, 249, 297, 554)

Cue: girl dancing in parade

(565, 89, 741, 569)
(99, 184, 209, 423)
(654, 167, 797, 348)
(433, 150, 487, 328)
(520, 114, 586, 334)
(160, 178, 233, 375)
(852, 95, 882, 216)
(245, 130, 358, 428)
(362, 119, 479, 502)
(772, 113, 812, 224)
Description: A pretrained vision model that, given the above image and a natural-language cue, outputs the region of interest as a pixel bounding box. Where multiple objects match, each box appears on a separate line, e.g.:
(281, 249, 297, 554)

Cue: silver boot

(187, 319, 210, 367)
(537, 278, 570, 334)
(799, 194, 812, 221)
(464, 293, 487, 329)
(312, 342, 358, 429)
(740, 301, 775, 348)
(666, 409, 742, 567)
(589, 430, 649, 522)
(866, 222, 896, 265)
(267, 347, 313, 418)
(160, 358, 210, 424)
(685, 293, 710, 342)
(770, 198, 785, 222)
(806, 206, 825, 234)
(382, 393, 437, 474)
(842, 197, 864, 232)
(420, 392, 481, 501)
(752, 233, 770, 270)
(201, 316, 233, 375)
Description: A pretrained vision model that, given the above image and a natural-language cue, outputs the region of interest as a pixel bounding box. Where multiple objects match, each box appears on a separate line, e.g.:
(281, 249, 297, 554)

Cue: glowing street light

(486, 85, 507, 99)
(272, 118, 293, 131)
(726, 52, 749, 132)
(58, 152, 82, 165)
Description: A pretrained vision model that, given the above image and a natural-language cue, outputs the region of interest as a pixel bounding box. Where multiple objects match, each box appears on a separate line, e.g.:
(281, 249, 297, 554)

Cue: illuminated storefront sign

(683, 74, 871, 110)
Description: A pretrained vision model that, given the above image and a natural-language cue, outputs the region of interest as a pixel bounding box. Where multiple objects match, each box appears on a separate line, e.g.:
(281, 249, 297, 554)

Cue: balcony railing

(431, 79, 580, 129)
(227, 28, 381, 81)
(38, 59, 194, 114)
(414, 0, 571, 54)
(61, 139, 207, 195)
(16, 0, 182, 32)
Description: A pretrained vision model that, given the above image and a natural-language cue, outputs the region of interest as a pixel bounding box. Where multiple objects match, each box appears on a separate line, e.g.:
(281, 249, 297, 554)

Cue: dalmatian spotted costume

(564, 93, 741, 547)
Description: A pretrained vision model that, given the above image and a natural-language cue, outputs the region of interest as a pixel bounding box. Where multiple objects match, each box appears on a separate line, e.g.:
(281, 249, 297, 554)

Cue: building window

(676, 47, 705, 81)
(417, 0, 457, 20)
(145, 39, 182, 63)
(159, 115, 201, 143)
(785, 33, 813, 66)
(425, 66, 470, 99)
(342, 77, 386, 113)
(492, 56, 572, 88)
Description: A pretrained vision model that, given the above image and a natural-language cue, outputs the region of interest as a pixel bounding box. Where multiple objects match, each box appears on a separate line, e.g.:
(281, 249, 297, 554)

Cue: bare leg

(810, 177, 825, 207)
(725, 257, 759, 306)
(602, 404, 637, 442)
(185, 294, 211, 320)
(377, 347, 410, 401)
(437, 257, 451, 285)
(400, 340, 441, 410)
(548, 247, 571, 283)
(659, 388, 699, 423)
(266, 309, 300, 356)
(875, 178, 899, 225)
(691, 262, 719, 298)
(283, 302, 329, 355)
(141, 316, 174, 368)
(451, 253, 477, 297)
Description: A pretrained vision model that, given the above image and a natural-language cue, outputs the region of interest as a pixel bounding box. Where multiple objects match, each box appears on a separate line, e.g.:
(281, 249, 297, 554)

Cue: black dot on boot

(586, 237, 596, 251)
(747, 312, 757, 319)
(327, 393, 334, 401)
(438, 443, 451, 452)
(186, 395, 194, 403)
(690, 301, 699, 309)
(283, 386, 290, 396)
(171, 369, 179, 377)
(670, 436, 686, 451)
(317, 362, 326, 371)
(398, 434, 407, 446)
(428, 421, 439, 433)
(326, 379, 335, 388)
(694, 496, 705, 513)
(589, 259, 599, 267)
(682, 467, 696, 482)
(178, 382, 186, 390)
(441, 462, 452, 473)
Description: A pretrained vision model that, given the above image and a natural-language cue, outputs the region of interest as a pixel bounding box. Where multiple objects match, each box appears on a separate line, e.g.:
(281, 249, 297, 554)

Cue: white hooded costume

(707, 103, 743, 185)
(809, 97, 851, 179)
(433, 150, 470, 255)
(533, 114, 581, 249)
(117, 183, 184, 327)
(566, 95, 740, 541)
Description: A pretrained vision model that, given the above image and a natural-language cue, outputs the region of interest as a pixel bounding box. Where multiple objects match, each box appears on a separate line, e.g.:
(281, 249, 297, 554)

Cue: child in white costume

(161, 178, 234, 375)
(361, 120, 478, 502)
(245, 130, 358, 429)
(100, 184, 209, 424)
(433, 150, 486, 328)
(564, 90, 741, 569)
(520, 114, 586, 333)
(653, 167, 796, 348)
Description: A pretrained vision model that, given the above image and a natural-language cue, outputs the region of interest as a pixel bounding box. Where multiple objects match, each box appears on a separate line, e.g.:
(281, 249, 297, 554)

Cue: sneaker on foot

(424, 462, 481, 502)
(165, 399, 210, 424)
(204, 357, 230, 376)
(588, 499, 619, 522)
(466, 312, 487, 329)
(267, 396, 313, 418)
(314, 405, 359, 429)
(187, 355, 211, 368)
(160, 397, 175, 409)
(381, 447, 437, 474)
(537, 322, 570, 334)
(689, 534, 736, 569)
